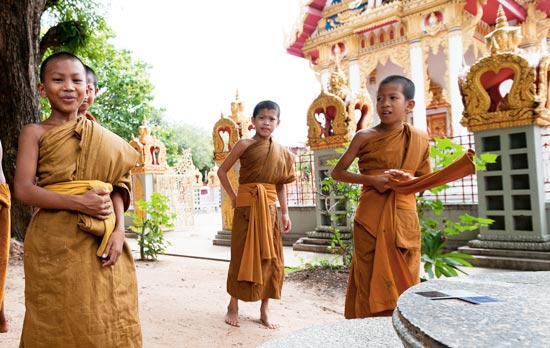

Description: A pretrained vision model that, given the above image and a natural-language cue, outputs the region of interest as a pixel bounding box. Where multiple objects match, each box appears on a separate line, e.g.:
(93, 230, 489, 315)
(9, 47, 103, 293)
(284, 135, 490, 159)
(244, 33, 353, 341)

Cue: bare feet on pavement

(260, 299, 279, 329)
(0, 304, 8, 333)
(225, 297, 240, 327)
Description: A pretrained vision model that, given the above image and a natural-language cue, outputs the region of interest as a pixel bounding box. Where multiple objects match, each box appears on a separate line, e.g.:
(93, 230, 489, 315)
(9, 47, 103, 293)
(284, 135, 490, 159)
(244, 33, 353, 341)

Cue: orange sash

(235, 182, 277, 285)
(0, 183, 10, 307)
(44, 180, 115, 257)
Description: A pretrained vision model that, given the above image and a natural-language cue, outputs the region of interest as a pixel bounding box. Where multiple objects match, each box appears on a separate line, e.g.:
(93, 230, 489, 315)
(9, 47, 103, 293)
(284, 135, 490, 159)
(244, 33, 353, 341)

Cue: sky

(106, 0, 321, 146)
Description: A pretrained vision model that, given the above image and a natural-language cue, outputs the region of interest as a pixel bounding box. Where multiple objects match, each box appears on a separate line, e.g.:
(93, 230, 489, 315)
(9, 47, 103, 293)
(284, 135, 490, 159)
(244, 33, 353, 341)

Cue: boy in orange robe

(0, 140, 10, 333)
(15, 51, 142, 347)
(332, 75, 475, 318)
(217, 100, 296, 329)
(78, 64, 99, 122)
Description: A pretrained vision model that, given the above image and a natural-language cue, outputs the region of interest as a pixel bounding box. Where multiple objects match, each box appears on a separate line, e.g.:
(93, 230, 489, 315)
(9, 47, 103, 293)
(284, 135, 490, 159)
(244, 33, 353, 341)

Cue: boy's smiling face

(376, 82, 415, 127)
(38, 58, 87, 116)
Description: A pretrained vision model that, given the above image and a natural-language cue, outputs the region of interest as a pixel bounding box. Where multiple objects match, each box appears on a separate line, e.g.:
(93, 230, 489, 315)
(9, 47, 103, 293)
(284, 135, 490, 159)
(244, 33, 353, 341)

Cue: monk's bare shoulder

(20, 123, 49, 145)
(349, 127, 379, 148)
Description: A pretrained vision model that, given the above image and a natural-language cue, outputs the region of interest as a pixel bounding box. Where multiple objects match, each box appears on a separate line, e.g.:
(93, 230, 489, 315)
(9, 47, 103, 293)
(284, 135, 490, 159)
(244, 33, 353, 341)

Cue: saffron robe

(0, 184, 10, 311)
(345, 124, 475, 318)
(227, 138, 295, 302)
(20, 117, 142, 348)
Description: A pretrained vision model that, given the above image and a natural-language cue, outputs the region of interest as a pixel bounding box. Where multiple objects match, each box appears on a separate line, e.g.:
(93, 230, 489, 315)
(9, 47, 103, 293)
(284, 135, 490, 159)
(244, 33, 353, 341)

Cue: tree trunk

(0, 0, 46, 240)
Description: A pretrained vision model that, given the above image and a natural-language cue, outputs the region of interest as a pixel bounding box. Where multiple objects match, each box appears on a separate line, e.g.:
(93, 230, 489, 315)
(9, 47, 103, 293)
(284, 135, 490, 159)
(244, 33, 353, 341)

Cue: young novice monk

(14, 51, 142, 347)
(332, 75, 475, 318)
(217, 100, 296, 329)
(0, 140, 10, 333)
(78, 64, 100, 122)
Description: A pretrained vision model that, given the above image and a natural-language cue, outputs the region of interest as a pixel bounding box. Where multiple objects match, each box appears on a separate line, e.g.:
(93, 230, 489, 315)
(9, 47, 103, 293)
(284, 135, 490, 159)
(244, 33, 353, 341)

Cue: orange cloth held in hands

(44, 180, 115, 257)
(0, 184, 11, 308)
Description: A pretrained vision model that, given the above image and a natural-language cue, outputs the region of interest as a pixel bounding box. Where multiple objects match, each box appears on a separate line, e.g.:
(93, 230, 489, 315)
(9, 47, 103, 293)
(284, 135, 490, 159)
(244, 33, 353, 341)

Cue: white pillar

(448, 27, 466, 136)
(349, 58, 361, 93)
(409, 39, 427, 131)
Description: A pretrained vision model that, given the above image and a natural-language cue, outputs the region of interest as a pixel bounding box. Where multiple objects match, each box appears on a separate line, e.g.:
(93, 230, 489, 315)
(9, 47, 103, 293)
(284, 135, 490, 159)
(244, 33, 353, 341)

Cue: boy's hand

(385, 169, 414, 182)
(281, 213, 292, 234)
(369, 174, 390, 193)
(79, 188, 112, 219)
(101, 229, 125, 267)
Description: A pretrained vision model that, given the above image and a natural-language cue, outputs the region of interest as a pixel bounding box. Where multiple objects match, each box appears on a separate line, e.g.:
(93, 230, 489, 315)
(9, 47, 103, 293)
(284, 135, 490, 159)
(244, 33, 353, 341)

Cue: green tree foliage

(163, 124, 215, 173)
(41, 17, 165, 142)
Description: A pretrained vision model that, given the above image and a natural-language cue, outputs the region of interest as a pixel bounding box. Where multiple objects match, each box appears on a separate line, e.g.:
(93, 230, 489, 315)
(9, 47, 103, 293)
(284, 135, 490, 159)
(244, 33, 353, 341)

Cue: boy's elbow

(330, 169, 340, 181)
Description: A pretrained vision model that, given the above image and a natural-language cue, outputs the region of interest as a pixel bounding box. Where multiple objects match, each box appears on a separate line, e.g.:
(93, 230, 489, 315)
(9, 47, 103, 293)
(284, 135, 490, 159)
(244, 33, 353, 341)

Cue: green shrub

(127, 192, 175, 261)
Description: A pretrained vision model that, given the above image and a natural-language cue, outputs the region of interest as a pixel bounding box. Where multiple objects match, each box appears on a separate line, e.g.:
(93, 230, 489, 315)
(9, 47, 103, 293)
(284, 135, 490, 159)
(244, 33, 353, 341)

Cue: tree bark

(0, 0, 47, 240)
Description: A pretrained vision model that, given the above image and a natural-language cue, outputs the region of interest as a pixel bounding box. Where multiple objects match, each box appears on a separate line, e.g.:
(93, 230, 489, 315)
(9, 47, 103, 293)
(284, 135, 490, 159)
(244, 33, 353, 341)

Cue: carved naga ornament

(130, 117, 168, 174)
(307, 44, 372, 151)
(459, 5, 550, 132)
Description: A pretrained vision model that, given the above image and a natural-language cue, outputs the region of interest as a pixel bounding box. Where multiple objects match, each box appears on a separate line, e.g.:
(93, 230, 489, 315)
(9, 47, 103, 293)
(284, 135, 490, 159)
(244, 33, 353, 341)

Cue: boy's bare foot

(0, 305, 8, 333)
(225, 297, 240, 327)
(0, 320, 7, 333)
(260, 299, 279, 329)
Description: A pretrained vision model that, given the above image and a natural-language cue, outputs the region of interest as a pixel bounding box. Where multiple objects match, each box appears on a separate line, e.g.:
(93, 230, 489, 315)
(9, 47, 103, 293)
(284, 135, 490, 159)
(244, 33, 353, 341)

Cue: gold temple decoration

(289, 0, 549, 137)
(207, 166, 220, 187)
(485, 5, 522, 55)
(228, 90, 252, 139)
(130, 117, 168, 174)
(459, 6, 550, 132)
(307, 44, 373, 151)
(212, 93, 247, 231)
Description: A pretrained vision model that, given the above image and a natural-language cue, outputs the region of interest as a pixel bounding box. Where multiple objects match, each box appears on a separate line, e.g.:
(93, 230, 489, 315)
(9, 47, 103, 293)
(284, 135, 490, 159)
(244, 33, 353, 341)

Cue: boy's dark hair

(84, 64, 98, 88)
(253, 100, 280, 118)
(39, 51, 85, 82)
(379, 75, 415, 100)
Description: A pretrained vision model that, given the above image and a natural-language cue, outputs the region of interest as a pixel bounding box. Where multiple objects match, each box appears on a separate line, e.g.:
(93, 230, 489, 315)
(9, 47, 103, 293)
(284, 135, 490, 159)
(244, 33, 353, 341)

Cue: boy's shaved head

(40, 51, 86, 82)
(379, 75, 415, 100)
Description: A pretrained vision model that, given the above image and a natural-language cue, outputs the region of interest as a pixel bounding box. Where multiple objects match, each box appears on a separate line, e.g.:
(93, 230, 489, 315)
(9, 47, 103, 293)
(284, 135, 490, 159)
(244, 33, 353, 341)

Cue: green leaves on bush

(127, 192, 175, 261)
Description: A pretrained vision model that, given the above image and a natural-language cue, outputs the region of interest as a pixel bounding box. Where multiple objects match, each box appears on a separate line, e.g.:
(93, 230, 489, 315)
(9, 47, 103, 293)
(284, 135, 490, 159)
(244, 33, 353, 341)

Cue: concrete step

(212, 239, 231, 247)
(293, 237, 337, 253)
(459, 246, 550, 271)
(459, 246, 550, 259)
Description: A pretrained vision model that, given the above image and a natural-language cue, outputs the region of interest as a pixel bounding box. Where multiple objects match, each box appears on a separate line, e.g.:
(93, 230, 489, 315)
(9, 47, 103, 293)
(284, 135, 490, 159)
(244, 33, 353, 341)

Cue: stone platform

(393, 271, 550, 347)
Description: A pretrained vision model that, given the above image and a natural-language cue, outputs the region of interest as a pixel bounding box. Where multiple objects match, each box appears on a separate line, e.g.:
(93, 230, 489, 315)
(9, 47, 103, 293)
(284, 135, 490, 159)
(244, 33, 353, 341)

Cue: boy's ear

(37, 83, 47, 98)
(406, 99, 415, 113)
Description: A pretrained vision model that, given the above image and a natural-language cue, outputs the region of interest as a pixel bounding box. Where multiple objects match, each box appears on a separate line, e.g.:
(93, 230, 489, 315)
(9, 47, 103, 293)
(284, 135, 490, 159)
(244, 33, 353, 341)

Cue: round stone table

(393, 271, 550, 347)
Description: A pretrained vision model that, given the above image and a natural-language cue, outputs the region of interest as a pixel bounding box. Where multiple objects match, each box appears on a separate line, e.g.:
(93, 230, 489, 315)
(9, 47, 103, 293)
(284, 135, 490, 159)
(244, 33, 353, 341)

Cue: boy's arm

(217, 139, 249, 208)
(276, 183, 291, 233)
(14, 125, 111, 219)
(100, 189, 125, 267)
(331, 131, 390, 192)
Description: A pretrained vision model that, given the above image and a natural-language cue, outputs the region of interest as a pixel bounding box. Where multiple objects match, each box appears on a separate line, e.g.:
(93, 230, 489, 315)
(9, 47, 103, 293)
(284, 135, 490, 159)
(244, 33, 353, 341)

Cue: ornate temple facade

(287, 0, 550, 266)
(287, 0, 550, 140)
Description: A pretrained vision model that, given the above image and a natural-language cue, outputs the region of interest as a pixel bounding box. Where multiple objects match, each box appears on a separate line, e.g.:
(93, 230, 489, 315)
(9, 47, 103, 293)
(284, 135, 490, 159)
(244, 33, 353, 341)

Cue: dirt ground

(2, 253, 348, 347)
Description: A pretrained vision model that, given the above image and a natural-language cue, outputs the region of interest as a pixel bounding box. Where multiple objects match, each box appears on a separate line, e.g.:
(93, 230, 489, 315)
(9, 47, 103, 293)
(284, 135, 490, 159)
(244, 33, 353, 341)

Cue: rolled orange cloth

(0, 184, 11, 308)
(44, 180, 114, 257)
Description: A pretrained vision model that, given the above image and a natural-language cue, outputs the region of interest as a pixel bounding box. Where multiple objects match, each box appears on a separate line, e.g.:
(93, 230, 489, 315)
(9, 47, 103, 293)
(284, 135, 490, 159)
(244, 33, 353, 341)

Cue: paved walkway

(127, 211, 513, 348)
(127, 211, 342, 268)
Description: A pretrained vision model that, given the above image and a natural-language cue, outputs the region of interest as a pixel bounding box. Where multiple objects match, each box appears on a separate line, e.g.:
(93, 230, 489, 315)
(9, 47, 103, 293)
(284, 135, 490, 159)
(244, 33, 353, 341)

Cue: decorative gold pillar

(129, 117, 168, 221)
(295, 51, 373, 252)
(211, 91, 247, 246)
(459, 7, 550, 266)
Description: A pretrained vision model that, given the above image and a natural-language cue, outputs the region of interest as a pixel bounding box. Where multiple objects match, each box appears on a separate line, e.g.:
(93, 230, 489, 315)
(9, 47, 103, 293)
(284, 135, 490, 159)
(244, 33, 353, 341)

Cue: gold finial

(495, 5, 509, 30)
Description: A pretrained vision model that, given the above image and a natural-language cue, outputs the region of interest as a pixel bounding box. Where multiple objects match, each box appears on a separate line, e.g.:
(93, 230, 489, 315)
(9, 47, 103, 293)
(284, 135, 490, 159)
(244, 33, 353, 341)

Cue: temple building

(286, 0, 550, 139)
(287, 0, 550, 268)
